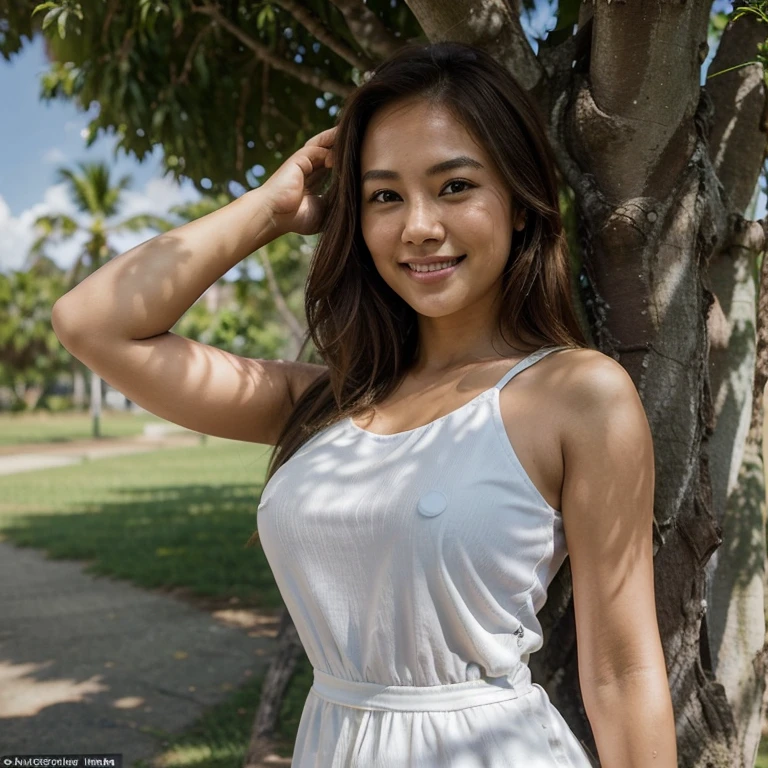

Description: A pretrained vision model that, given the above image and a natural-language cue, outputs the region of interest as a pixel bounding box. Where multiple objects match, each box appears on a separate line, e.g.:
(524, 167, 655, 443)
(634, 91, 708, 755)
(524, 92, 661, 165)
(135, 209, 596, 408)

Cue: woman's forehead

(360, 100, 488, 174)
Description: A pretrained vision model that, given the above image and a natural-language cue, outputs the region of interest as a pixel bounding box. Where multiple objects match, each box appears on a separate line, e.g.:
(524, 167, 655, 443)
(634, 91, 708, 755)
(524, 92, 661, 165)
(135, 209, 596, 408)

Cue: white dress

(256, 345, 598, 766)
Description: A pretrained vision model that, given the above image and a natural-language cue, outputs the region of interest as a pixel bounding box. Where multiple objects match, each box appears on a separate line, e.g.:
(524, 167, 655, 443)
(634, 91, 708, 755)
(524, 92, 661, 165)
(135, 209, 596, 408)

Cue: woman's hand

(261, 125, 337, 236)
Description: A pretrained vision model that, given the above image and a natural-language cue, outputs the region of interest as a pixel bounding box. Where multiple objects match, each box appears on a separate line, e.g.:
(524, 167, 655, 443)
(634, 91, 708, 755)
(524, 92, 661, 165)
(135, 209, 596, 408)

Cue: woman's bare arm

(51, 184, 326, 446)
(53, 186, 282, 343)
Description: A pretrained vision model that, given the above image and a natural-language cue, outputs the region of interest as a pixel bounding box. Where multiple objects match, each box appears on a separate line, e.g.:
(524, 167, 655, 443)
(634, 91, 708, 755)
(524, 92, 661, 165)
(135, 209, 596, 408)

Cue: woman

(52, 42, 676, 767)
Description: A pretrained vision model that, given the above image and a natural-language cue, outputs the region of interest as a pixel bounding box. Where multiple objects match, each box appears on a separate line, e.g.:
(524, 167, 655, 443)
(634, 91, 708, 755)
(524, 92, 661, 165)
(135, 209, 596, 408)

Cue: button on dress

(256, 345, 598, 767)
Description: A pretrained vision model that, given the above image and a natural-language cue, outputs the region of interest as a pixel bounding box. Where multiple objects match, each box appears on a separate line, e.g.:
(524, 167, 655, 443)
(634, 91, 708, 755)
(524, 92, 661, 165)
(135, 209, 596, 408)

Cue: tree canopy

(1, 0, 425, 193)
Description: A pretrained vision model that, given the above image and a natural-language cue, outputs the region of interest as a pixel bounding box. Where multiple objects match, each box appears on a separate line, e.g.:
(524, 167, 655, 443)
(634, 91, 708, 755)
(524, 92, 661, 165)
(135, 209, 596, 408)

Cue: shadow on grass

(0, 482, 282, 611)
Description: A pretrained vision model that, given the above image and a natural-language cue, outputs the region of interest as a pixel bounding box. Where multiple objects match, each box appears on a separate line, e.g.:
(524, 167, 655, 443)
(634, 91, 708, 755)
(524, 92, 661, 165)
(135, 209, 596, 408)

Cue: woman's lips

(401, 255, 466, 284)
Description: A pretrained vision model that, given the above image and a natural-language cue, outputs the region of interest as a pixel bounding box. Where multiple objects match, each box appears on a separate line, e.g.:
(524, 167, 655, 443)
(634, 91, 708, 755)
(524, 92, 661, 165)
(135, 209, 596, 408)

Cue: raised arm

(52, 129, 336, 445)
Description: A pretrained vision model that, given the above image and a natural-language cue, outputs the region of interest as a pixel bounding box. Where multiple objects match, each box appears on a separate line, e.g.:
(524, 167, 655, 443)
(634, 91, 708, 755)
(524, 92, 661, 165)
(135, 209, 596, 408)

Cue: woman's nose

(401, 201, 445, 245)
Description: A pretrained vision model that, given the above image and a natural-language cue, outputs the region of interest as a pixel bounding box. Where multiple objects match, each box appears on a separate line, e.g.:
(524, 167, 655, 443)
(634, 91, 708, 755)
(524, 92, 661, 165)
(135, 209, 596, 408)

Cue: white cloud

(41, 147, 68, 165)
(118, 175, 194, 219)
(0, 176, 199, 275)
(0, 185, 83, 273)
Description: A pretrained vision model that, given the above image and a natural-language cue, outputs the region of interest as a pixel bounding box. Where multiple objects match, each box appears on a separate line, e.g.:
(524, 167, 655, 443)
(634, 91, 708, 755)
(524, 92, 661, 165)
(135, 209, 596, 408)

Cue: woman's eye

(368, 180, 474, 204)
(443, 180, 473, 195)
(369, 189, 400, 204)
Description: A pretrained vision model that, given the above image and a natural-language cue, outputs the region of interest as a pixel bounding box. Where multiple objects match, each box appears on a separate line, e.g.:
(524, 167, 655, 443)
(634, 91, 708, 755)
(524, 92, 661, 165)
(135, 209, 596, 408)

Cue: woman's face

(359, 97, 525, 322)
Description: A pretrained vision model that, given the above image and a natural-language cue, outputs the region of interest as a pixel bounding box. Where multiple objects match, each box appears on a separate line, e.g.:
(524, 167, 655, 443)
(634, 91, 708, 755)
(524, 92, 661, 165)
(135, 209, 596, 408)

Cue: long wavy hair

(246, 41, 588, 548)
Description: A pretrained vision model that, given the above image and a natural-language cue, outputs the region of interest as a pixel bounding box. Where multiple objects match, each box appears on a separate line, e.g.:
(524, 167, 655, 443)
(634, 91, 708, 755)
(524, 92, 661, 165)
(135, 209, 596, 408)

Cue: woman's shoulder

(552, 347, 639, 404)
(554, 347, 650, 462)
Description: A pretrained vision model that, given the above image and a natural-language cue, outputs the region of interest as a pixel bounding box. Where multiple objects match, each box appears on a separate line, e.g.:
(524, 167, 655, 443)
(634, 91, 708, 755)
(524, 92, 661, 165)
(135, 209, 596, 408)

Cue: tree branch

(257, 251, 306, 355)
(272, 0, 373, 72)
(192, 4, 353, 97)
(403, 0, 543, 92)
(327, 0, 402, 62)
(706, 11, 768, 214)
(723, 212, 768, 255)
(176, 21, 216, 86)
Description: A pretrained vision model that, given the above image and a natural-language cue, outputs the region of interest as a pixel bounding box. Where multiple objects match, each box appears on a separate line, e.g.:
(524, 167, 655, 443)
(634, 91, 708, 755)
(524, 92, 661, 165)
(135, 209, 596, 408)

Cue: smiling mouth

(403, 255, 467, 273)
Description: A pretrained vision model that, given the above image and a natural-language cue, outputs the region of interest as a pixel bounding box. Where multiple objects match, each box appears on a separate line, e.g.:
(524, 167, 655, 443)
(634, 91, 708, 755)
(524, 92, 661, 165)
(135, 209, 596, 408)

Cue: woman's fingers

(304, 125, 337, 149)
(297, 145, 331, 194)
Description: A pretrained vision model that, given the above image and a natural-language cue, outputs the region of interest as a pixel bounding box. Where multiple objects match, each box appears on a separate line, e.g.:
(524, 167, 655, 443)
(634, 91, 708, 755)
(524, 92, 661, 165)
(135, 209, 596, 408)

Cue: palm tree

(27, 161, 173, 437)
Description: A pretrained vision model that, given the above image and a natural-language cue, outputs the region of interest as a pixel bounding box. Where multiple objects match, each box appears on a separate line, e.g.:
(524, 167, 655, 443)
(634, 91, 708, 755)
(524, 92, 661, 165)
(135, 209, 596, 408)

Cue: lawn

(0, 409, 170, 446)
(132, 654, 314, 767)
(0, 437, 311, 764)
(0, 438, 282, 606)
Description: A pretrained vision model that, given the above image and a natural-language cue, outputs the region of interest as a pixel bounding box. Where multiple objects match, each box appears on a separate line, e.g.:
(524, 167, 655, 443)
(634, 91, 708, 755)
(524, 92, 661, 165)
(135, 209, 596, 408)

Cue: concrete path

(0, 431, 202, 477)
(0, 541, 284, 765)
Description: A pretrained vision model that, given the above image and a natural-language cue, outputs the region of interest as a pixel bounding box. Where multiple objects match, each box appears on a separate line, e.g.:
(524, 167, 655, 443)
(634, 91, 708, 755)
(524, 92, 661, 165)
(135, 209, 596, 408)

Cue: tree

(27, 160, 173, 436)
(0, 261, 70, 410)
(4, 1, 768, 765)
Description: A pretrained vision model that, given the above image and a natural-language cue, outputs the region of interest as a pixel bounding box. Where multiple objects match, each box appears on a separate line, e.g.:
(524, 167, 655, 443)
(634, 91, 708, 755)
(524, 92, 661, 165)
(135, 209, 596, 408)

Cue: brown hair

(246, 41, 587, 547)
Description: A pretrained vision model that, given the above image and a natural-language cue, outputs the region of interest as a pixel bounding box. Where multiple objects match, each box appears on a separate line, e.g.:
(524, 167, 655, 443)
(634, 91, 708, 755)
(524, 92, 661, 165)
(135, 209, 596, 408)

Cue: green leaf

(41, 6, 63, 31)
(152, 105, 167, 132)
(139, 0, 152, 25)
(194, 48, 209, 86)
(128, 79, 145, 111)
(32, 2, 58, 18)
(256, 5, 275, 30)
(169, 0, 183, 25)
(58, 9, 69, 39)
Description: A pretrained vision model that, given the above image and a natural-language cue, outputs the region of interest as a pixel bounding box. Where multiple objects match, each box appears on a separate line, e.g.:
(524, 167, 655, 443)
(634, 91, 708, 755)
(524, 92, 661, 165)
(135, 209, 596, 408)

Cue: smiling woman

(51, 37, 676, 768)
(249, 41, 675, 768)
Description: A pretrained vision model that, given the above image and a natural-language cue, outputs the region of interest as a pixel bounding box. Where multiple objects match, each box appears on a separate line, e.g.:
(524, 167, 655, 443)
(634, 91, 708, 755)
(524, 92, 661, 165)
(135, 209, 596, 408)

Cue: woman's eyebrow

(361, 156, 484, 184)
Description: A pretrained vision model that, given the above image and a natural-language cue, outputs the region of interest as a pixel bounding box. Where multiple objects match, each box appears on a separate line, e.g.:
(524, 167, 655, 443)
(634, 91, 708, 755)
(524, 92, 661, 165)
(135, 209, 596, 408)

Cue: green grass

(757, 737, 768, 768)
(0, 439, 281, 607)
(0, 409, 170, 446)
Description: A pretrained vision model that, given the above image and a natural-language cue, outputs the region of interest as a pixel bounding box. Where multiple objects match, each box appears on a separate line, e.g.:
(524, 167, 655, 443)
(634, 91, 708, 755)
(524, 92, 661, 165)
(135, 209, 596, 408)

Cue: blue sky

(0, 35, 200, 275)
(0, 0, 760, 278)
(0, 37, 177, 214)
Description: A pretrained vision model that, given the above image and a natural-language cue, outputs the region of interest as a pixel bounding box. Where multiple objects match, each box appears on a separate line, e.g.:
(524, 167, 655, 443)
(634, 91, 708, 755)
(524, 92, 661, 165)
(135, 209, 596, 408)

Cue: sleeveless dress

(256, 345, 597, 767)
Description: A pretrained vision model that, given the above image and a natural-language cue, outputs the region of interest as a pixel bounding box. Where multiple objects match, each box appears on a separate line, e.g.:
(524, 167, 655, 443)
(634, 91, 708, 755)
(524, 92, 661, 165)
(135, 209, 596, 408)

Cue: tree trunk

(72, 363, 86, 410)
(89, 368, 102, 438)
(243, 606, 305, 767)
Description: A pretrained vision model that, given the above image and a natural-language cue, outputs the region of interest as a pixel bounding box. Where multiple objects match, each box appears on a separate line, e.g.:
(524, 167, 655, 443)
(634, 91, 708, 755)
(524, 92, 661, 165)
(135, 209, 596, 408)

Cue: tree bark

(406, 0, 768, 765)
(328, 0, 403, 62)
(72, 363, 86, 410)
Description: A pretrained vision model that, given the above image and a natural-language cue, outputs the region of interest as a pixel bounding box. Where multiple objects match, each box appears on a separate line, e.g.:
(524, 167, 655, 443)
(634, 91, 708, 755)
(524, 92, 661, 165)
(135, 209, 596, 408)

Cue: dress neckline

(346, 347, 552, 440)
(346, 387, 495, 440)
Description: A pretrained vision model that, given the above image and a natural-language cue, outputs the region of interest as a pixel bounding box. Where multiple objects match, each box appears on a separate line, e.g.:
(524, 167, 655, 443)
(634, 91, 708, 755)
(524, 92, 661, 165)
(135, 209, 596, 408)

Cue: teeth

(408, 258, 461, 273)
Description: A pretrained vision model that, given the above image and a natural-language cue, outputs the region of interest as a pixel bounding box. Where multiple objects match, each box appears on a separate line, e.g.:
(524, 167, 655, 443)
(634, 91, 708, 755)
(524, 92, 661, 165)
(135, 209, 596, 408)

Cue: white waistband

(310, 663, 533, 712)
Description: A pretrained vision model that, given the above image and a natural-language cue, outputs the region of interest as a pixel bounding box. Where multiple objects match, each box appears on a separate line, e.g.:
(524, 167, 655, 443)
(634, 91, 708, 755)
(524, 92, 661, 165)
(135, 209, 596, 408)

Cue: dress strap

(493, 345, 570, 391)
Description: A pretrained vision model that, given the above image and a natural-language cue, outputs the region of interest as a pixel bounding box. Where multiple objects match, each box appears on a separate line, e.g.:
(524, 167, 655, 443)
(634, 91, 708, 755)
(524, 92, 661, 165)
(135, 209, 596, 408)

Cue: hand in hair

(261, 125, 337, 237)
